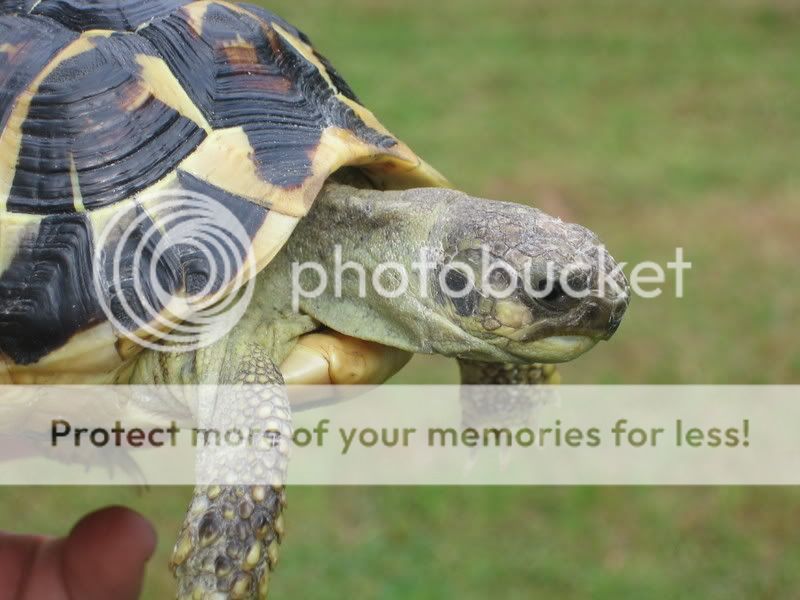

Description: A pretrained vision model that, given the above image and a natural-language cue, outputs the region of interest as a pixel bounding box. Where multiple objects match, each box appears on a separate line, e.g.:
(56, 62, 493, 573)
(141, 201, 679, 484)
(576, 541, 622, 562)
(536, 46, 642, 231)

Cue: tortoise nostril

(613, 297, 628, 319)
(607, 297, 629, 336)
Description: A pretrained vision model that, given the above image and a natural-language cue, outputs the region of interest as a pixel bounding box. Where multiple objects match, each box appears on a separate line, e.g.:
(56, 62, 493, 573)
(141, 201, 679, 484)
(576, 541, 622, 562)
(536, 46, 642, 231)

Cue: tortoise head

(286, 183, 629, 365)
(428, 193, 630, 363)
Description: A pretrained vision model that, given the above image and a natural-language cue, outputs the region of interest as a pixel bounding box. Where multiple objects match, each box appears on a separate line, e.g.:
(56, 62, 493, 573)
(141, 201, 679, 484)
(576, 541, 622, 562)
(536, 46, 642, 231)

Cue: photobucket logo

(92, 190, 257, 353)
(290, 245, 690, 309)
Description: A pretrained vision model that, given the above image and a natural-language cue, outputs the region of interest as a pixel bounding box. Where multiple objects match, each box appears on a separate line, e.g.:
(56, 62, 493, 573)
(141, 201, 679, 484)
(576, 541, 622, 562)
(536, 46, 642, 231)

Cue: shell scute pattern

(0, 0, 425, 370)
(2, 0, 191, 32)
(0, 213, 104, 364)
(8, 32, 208, 214)
(0, 14, 78, 133)
(139, 1, 396, 189)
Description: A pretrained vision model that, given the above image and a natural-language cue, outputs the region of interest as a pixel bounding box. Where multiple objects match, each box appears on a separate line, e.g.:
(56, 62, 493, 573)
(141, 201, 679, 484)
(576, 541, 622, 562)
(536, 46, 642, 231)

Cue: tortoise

(0, 0, 630, 598)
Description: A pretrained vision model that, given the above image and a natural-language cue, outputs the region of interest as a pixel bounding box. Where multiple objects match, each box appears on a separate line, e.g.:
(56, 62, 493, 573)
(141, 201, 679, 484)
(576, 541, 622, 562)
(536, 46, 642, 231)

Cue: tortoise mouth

(502, 334, 599, 363)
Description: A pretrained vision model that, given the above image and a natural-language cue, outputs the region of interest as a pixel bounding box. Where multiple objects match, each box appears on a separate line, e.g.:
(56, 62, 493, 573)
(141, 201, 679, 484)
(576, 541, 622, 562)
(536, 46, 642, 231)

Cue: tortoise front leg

(165, 345, 290, 600)
(458, 360, 560, 431)
(458, 360, 560, 386)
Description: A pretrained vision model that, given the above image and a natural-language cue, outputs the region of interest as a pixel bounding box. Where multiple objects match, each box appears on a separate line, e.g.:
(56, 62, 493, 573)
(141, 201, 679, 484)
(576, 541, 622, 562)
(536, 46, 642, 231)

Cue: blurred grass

(3, 0, 800, 597)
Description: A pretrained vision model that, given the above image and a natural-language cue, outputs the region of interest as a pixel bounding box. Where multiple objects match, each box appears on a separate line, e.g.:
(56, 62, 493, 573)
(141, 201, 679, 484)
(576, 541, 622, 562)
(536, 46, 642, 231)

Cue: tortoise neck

(279, 183, 469, 355)
(302, 182, 450, 256)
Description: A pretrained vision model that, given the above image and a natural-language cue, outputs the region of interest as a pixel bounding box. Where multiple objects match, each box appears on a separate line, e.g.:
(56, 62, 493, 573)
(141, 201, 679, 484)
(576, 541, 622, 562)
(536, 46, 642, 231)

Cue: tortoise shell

(0, 0, 447, 380)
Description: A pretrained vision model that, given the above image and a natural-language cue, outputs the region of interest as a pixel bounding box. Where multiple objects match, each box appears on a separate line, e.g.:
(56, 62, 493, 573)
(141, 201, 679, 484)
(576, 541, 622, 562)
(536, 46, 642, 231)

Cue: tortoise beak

(606, 294, 629, 338)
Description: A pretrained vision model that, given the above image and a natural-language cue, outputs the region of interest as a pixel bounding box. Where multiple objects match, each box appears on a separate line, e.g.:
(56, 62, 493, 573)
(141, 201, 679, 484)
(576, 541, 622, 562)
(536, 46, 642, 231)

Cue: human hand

(0, 506, 156, 600)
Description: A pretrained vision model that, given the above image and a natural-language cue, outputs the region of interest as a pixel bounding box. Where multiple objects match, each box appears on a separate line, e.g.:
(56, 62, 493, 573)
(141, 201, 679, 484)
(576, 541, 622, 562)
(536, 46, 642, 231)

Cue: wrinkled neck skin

(266, 183, 563, 364)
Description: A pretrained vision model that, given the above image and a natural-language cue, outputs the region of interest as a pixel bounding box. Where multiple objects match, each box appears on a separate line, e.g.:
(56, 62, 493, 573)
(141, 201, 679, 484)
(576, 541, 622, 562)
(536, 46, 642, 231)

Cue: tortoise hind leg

(169, 345, 290, 600)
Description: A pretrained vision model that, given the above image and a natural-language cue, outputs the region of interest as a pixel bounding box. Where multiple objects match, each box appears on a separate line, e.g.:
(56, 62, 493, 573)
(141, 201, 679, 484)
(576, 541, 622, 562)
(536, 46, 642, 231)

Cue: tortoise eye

(444, 268, 470, 293)
(542, 282, 567, 303)
(531, 277, 550, 292)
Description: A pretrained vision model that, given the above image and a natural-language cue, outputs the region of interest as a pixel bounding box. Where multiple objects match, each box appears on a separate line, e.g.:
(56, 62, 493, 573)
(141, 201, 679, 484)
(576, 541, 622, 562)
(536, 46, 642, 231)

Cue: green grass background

(4, 0, 800, 597)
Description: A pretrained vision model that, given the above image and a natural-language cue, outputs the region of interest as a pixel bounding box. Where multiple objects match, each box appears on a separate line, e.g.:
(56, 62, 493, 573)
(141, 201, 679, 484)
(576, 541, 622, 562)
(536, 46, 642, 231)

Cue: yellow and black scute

(0, 0, 446, 382)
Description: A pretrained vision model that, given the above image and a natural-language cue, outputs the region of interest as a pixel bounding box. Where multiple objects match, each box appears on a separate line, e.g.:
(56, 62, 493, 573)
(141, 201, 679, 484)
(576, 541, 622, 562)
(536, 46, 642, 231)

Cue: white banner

(0, 385, 796, 485)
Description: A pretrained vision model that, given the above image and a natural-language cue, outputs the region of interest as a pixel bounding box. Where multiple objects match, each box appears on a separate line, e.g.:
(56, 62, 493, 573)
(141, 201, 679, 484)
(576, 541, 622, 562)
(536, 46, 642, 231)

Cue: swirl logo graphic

(92, 189, 258, 353)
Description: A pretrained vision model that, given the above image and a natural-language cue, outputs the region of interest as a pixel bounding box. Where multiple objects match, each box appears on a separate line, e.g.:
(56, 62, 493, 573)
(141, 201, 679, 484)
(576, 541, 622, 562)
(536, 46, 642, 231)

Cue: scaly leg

(458, 360, 560, 430)
(125, 298, 321, 599)
(132, 321, 409, 598)
(146, 341, 291, 600)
